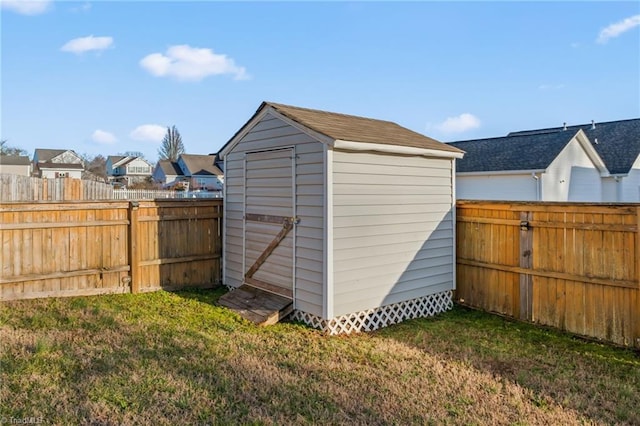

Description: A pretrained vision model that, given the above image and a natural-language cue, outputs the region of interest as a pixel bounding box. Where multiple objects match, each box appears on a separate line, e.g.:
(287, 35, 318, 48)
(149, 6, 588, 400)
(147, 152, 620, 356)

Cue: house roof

(507, 118, 640, 175)
(157, 160, 184, 176)
(221, 101, 464, 157)
(34, 149, 67, 162)
(108, 155, 151, 168)
(107, 155, 127, 166)
(37, 162, 84, 170)
(180, 154, 222, 176)
(0, 155, 31, 166)
(448, 131, 580, 173)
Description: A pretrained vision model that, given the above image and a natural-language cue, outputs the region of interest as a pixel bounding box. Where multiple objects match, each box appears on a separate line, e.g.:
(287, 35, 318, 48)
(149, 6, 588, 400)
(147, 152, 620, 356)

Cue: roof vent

(591, 120, 596, 130)
(563, 122, 567, 130)
(594, 138, 598, 144)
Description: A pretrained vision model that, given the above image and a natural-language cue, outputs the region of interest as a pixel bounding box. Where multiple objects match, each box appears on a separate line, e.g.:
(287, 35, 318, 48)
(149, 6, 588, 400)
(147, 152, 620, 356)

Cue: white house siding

(0, 164, 31, 176)
(619, 155, 640, 202)
(543, 138, 602, 201)
(151, 167, 180, 186)
(331, 151, 455, 317)
(601, 177, 618, 202)
(51, 151, 83, 165)
(456, 174, 537, 201)
(40, 169, 83, 179)
(223, 113, 325, 316)
(125, 158, 153, 175)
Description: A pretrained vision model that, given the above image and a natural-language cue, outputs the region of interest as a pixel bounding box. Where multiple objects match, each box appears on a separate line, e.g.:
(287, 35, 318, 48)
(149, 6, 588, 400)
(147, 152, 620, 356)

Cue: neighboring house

(152, 160, 184, 188)
(176, 154, 224, 191)
(0, 155, 32, 176)
(32, 149, 84, 179)
(153, 155, 223, 190)
(106, 155, 154, 186)
(448, 118, 640, 202)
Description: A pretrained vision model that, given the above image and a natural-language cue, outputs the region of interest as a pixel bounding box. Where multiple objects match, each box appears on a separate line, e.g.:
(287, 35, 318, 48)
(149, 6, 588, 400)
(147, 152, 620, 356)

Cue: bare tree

(0, 139, 28, 157)
(120, 151, 145, 158)
(81, 154, 108, 181)
(157, 126, 185, 162)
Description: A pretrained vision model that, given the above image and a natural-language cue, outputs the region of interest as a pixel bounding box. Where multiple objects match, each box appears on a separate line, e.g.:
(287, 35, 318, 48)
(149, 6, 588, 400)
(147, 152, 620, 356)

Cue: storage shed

(219, 102, 464, 333)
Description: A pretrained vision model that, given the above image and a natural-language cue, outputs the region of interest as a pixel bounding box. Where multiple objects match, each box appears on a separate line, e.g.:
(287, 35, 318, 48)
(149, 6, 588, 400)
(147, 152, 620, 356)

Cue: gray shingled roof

(448, 131, 579, 173)
(222, 102, 463, 155)
(180, 154, 222, 176)
(34, 149, 66, 162)
(0, 155, 30, 165)
(508, 119, 640, 175)
(108, 155, 125, 163)
(157, 160, 183, 176)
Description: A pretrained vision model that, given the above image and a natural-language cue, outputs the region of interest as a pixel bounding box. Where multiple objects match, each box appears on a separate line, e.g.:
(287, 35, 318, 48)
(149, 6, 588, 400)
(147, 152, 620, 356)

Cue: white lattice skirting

(290, 290, 453, 335)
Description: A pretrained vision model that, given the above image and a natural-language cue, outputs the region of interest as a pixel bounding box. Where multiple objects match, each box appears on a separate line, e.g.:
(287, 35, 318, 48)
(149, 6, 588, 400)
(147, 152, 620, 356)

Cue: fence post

(519, 210, 533, 321)
(128, 201, 141, 293)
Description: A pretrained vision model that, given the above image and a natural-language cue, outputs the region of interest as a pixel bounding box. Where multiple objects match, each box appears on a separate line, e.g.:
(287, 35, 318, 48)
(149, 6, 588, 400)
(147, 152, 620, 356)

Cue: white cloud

(140, 44, 249, 82)
(70, 2, 91, 13)
(91, 130, 117, 145)
(130, 124, 166, 142)
(436, 113, 481, 134)
(597, 14, 640, 44)
(1, 0, 52, 15)
(539, 83, 565, 90)
(61, 35, 113, 54)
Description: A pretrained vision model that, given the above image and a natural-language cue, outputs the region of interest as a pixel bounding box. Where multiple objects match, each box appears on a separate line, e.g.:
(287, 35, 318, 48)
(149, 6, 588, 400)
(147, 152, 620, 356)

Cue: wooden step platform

(218, 284, 293, 326)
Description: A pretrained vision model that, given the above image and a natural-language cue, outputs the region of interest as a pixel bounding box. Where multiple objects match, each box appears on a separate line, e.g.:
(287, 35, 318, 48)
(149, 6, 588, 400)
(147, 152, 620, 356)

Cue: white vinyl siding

(543, 137, 602, 201)
(619, 155, 640, 202)
(0, 164, 31, 177)
(125, 158, 153, 175)
(331, 150, 455, 317)
(456, 174, 537, 201)
(601, 177, 619, 202)
(222, 113, 325, 316)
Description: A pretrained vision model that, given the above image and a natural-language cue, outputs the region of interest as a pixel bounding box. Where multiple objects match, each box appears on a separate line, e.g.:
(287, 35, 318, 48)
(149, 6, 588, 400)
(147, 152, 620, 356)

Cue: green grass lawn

(1, 288, 638, 425)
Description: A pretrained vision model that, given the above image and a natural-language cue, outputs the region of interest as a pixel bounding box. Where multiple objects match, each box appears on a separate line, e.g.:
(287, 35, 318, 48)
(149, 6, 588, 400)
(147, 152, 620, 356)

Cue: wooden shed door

(243, 148, 295, 298)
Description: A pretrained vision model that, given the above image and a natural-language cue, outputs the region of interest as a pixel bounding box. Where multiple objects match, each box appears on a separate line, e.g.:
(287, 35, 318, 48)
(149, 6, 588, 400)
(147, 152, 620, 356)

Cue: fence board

(456, 200, 640, 348)
(1, 174, 223, 201)
(0, 199, 222, 301)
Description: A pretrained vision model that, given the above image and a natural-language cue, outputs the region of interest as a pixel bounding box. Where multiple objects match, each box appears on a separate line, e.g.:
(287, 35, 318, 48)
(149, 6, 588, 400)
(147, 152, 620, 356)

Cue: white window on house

(128, 166, 149, 174)
(55, 172, 68, 178)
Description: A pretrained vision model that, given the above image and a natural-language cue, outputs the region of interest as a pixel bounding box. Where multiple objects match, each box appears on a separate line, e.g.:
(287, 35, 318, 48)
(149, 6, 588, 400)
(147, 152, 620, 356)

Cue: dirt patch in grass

(1, 288, 638, 425)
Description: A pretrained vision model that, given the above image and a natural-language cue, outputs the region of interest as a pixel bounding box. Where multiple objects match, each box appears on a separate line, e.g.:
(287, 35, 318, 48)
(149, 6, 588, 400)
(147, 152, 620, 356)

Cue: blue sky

(2, 1, 639, 162)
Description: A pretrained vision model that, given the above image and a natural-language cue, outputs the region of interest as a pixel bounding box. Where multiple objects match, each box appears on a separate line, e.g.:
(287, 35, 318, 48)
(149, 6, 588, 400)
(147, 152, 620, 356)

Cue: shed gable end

(223, 112, 326, 317)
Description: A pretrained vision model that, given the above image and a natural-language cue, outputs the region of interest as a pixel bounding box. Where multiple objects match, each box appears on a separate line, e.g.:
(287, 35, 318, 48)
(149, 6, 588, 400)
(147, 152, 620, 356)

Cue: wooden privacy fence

(1, 175, 114, 201)
(0, 175, 224, 201)
(0, 199, 222, 301)
(456, 201, 640, 348)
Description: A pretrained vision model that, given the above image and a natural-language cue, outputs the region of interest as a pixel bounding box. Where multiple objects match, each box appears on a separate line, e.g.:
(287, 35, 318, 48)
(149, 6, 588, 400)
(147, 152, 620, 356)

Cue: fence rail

(456, 200, 640, 348)
(0, 175, 222, 201)
(0, 199, 222, 300)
